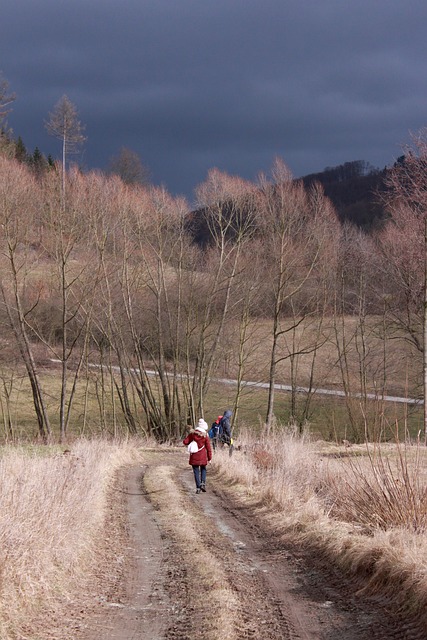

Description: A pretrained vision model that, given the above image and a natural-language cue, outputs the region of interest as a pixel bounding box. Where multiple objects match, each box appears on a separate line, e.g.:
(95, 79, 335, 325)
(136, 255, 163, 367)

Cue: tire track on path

(81, 450, 426, 640)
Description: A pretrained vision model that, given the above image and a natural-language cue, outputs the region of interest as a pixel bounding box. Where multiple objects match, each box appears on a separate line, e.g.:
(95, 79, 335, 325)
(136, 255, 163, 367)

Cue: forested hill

(300, 160, 389, 229)
(187, 160, 391, 246)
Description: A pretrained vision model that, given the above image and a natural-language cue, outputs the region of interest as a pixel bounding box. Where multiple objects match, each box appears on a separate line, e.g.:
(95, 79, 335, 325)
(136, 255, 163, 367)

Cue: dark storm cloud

(2, 0, 427, 201)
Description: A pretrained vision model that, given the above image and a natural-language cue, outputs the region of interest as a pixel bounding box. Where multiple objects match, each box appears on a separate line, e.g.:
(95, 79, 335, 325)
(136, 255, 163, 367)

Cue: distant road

(227, 379, 422, 405)
(50, 359, 422, 406)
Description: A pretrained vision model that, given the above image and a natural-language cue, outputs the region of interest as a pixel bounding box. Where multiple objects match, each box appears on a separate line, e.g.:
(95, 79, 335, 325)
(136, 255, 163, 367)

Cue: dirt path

(81, 450, 424, 640)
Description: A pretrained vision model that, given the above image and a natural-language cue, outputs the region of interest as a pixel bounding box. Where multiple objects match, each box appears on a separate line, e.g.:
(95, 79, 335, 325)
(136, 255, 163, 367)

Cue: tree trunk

(424, 217, 427, 443)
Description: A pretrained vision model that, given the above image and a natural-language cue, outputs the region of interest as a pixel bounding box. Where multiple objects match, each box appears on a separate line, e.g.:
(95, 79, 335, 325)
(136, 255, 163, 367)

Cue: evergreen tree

(14, 136, 28, 163)
(30, 146, 47, 176)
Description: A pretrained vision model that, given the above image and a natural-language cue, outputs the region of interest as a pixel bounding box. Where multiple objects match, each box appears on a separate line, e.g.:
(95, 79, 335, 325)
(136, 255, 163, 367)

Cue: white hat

(195, 418, 208, 433)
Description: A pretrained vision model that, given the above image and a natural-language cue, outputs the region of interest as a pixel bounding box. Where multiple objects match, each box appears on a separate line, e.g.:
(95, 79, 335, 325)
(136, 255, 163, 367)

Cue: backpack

(209, 416, 223, 439)
(208, 423, 220, 439)
(188, 440, 199, 453)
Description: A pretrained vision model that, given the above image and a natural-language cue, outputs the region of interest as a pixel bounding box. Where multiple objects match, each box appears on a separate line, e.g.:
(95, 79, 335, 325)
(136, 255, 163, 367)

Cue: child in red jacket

(183, 419, 213, 494)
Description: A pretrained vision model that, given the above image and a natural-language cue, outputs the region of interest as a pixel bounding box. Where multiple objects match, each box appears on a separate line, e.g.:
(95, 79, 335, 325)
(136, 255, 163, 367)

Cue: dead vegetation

(0, 440, 142, 639)
(212, 430, 427, 627)
(1, 435, 427, 637)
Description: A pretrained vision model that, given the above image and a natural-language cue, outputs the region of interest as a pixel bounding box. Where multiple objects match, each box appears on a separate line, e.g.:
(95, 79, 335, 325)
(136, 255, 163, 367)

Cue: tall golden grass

(0, 439, 142, 639)
(213, 430, 427, 622)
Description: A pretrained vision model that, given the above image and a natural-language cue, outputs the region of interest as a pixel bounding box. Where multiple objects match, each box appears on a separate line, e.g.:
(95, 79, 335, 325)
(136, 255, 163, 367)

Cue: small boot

(200, 482, 206, 492)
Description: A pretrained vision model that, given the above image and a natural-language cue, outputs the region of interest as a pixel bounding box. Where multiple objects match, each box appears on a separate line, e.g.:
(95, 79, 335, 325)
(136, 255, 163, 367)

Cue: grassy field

(206, 380, 423, 440)
(0, 312, 422, 443)
(0, 360, 423, 444)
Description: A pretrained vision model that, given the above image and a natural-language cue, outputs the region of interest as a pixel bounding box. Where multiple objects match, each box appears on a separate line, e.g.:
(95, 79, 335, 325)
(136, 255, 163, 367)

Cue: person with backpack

(183, 418, 212, 494)
(219, 409, 234, 456)
(208, 415, 222, 450)
(219, 410, 232, 443)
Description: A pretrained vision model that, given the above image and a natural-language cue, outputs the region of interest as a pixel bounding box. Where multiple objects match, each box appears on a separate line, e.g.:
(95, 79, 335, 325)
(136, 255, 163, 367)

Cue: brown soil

(72, 450, 424, 640)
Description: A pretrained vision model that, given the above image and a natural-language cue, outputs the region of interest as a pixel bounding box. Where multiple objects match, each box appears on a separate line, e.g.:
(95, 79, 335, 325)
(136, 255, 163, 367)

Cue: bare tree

(223, 238, 266, 428)
(284, 183, 339, 429)
(378, 134, 427, 438)
(118, 185, 188, 439)
(257, 158, 340, 431)
(190, 169, 258, 424)
(108, 146, 150, 186)
(0, 71, 15, 124)
(35, 168, 104, 441)
(85, 175, 139, 436)
(0, 157, 51, 440)
(88, 169, 259, 440)
(45, 95, 86, 204)
(89, 179, 176, 439)
(331, 224, 387, 442)
(0, 72, 16, 158)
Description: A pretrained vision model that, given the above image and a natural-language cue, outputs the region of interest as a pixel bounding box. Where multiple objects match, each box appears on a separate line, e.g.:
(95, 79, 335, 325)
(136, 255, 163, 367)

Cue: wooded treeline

(0, 139, 425, 444)
(301, 160, 388, 229)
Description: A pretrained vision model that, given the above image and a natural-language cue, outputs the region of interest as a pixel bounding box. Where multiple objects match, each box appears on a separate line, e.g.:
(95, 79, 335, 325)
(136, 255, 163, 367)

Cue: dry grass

(328, 440, 427, 532)
(212, 430, 427, 623)
(0, 439, 142, 639)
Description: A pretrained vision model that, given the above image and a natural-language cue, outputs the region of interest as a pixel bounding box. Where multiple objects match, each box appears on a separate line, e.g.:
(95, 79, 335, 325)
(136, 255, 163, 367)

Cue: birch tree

(0, 157, 51, 440)
(190, 169, 258, 423)
(378, 133, 427, 438)
(88, 180, 182, 440)
(37, 169, 104, 440)
(257, 158, 339, 431)
(332, 223, 387, 442)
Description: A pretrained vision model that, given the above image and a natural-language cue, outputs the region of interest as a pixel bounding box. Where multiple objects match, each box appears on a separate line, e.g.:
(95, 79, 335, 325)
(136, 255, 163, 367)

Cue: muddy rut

(82, 450, 425, 640)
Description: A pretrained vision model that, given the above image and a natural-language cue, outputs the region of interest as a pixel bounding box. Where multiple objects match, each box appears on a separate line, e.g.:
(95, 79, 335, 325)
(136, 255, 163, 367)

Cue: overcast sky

(2, 0, 427, 202)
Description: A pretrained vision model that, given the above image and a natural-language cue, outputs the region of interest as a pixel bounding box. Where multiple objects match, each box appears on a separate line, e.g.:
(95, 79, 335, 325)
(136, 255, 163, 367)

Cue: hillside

(187, 160, 391, 247)
(301, 159, 389, 229)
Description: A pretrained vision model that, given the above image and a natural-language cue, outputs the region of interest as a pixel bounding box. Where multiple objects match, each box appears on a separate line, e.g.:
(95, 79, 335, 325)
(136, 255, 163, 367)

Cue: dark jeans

(221, 435, 234, 457)
(192, 465, 207, 488)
